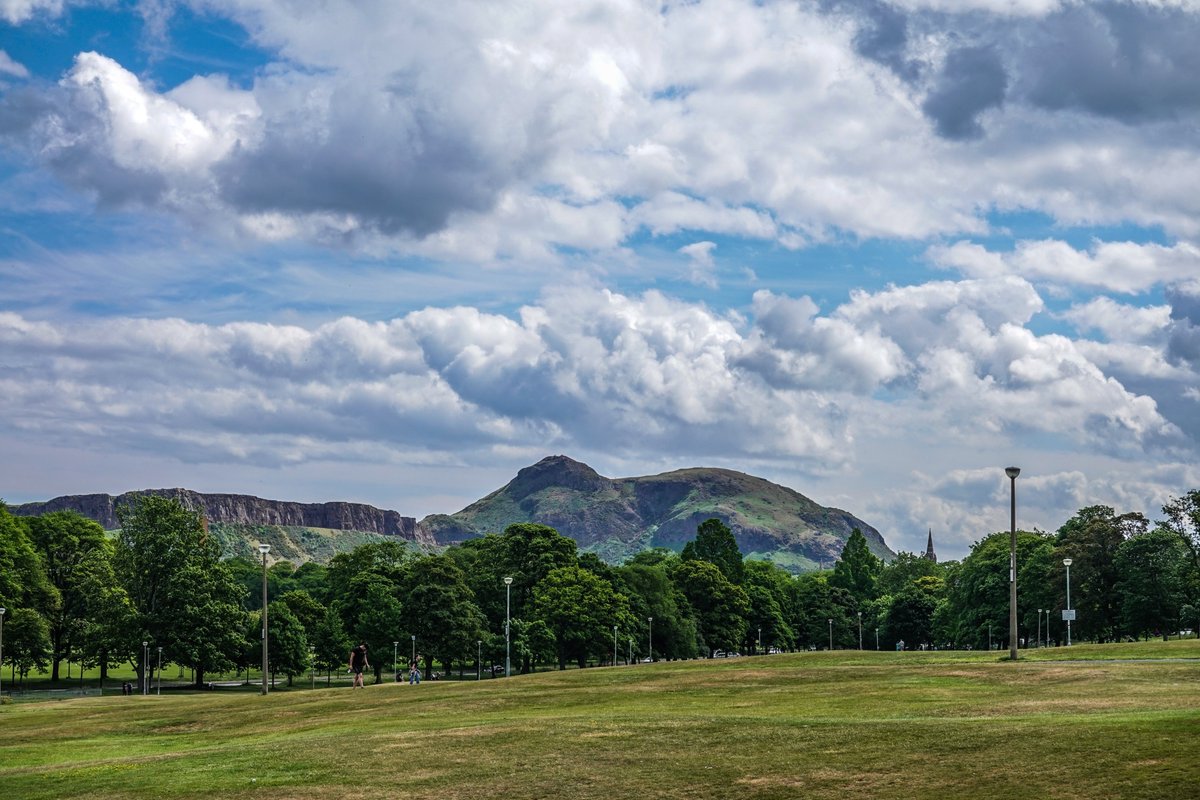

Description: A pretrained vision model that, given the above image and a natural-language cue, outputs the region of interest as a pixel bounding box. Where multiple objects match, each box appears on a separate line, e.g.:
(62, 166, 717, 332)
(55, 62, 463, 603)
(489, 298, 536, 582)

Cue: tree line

(1, 489, 1198, 688)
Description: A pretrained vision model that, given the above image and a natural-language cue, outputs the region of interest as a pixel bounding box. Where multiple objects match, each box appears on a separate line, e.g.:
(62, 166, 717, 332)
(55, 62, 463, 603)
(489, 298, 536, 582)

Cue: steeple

(923, 528, 937, 563)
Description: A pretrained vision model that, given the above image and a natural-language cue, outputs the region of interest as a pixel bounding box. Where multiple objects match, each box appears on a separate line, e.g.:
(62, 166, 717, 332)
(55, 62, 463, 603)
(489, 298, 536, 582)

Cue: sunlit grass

(3, 639, 1198, 799)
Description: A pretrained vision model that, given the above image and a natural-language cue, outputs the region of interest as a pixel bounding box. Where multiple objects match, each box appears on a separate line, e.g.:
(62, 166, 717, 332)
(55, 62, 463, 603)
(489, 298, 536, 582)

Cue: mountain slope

(419, 455, 892, 570)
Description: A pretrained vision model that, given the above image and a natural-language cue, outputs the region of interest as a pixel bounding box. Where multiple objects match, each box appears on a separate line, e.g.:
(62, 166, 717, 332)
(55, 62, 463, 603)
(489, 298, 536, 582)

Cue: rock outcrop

(10, 489, 432, 547)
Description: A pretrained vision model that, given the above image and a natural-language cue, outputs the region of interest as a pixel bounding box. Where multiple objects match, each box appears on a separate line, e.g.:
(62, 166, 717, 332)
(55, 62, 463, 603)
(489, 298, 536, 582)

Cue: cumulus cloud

(0, 0, 62, 24)
(921, 45, 1007, 140)
(929, 239, 1200, 293)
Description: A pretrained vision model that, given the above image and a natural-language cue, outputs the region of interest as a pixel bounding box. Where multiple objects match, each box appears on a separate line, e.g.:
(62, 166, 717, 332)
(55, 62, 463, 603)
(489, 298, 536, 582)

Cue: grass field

(2, 641, 1199, 799)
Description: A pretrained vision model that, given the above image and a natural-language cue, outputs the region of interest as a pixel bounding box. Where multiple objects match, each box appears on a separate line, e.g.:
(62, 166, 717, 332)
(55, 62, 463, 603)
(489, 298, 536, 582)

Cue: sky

(2, 0, 1199, 560)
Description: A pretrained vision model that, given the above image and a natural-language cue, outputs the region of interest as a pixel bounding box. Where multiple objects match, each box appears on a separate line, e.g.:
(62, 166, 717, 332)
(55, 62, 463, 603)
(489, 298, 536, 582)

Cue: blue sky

(3, 0, 1200, 559)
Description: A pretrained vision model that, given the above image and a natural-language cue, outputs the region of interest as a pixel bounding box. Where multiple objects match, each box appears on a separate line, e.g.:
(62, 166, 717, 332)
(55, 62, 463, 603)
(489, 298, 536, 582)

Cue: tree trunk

(194, 667, 206, 688)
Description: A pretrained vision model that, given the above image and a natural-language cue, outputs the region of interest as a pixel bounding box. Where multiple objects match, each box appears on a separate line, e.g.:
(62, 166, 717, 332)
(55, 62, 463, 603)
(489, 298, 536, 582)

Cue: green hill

(419, 455, 892, 569)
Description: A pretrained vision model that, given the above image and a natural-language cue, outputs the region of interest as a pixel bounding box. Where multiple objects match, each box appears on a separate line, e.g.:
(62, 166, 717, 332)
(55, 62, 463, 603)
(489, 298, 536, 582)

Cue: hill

(418, 455, 892, 569)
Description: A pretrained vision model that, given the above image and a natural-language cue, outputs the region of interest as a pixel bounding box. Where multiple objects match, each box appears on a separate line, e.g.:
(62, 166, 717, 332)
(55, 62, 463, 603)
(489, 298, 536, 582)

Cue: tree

(1058, 506, 1147, 642)
(945, 531, 1051, 650)
(884, 585, 940, 649)
(265, 601, 310, 686)
(402, 554, 487, 677)
(1115, 529, 1189, 640)
(0, 503, 57, 615)
(73, 543, 136, 683)
(670, 559, 750, 655)
(4, 607, 50, 686)
(681, 518, 745, 585)
(532, 566, 629, 669)
(343, 574, 404, 683)
(112, 495, 247, 687)
(280, 590, 325, 635)
(309, 606, 351, 683)
(617, 561, 698, 661)
(25, 511, 108, 680)
(878, 551, 942, 597)
(829, 528, 882, 605)
(742, 560, 797, 652)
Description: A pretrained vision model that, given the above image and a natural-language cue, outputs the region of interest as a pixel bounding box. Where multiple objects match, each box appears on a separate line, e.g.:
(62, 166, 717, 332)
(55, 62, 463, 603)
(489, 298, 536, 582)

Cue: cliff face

(10, 489, 432, 547)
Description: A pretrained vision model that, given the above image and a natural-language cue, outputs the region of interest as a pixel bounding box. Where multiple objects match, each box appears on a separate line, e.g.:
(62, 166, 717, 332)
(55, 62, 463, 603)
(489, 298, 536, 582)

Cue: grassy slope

(3, 641, 1199, 799)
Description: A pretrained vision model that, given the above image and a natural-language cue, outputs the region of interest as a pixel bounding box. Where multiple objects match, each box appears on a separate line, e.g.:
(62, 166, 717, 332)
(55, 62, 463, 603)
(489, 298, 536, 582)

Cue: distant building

(923, 529, 937, 563)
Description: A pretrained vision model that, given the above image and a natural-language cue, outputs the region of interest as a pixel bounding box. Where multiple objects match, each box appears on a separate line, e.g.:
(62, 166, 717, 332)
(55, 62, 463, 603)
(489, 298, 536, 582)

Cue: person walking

(409, 660, 421, 685)
(349, 643, 369, 688)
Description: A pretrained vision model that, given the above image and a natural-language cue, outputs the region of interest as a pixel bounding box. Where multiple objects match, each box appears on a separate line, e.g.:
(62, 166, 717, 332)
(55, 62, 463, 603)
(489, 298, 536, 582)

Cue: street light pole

(259, 543, 271, 695)
(142, 641, 148, 695)
(613, 625, 618, 666)
(1037, 609, 1042, 649)
(411, 634, 416, 671)
(828, 618, 833, 651)
(157, 647, 162, 695)
(1063, 558, 1074, 646)
(1005, 466, 1021, 661)
(477, 640, 482, 680)
(857, 612, 862, 651)
(503, 577, 513, 677)
(875, 627, 879, 651)
(648, 617, 653, 662)
(393, 641, 398, 681)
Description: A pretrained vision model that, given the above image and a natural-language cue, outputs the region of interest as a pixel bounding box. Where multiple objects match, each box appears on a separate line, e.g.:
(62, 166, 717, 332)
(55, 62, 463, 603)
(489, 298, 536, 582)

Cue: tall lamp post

(757, 627, 762, 655)
(647, 617, 653, 663)
(875, 627, 879, 651)
(613, 625, 618, 667)
(477, 640, 482, 680)
(0, 607, 6, 698)
(1005, 466, 1021, 661)
(827, 618, 833, 651)
(142, 641, 148, 695)
(156, 646, 162, 695)
(259, 543, 271, 695)
(393, 641, 398, 681)
(1063, 558, 1074, 646)
(411, 634, 416, 671)
(503, 577, 513, 677)
(857, 612, 863, 650)
(1037, 609, 1042, 649)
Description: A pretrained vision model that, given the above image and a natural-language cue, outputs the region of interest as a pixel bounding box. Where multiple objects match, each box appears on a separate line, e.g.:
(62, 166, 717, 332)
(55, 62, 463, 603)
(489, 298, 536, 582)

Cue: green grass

(3, 641, 1199, 799)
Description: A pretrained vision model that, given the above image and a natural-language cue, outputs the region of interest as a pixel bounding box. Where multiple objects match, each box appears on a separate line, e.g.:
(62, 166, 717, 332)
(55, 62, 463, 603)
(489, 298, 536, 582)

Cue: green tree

(25, 511, 108, 680)
(73, 542, 136, 683)
(5, 607, 51, 686)
(670, 559, 750, 655)
(883, 584, 940, 649)
(1115, 529, 1189, 640)
(309, 606, 351, 683)
(280, 590, 325, 635)
(402, 554, 487, 677)
(344, 574, 404, 684)
(1058, 506, 1147, 642)
(265, 600, 310, 686)
(878, 551, 942, 596)
(113, 495, 246, 687)
(0, 503, 57, 615)
(532, 565, 629, 669)
(617, 561, 698, 661)
(742, 560, 797, 652)
(945, 531, 1050, 650)
(681, 518, 745, 585)
(829, 528, 882, 605)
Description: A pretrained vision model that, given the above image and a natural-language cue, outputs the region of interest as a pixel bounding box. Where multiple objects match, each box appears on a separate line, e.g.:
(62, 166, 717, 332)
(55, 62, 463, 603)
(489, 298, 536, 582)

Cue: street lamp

(1037, 609, 1042, 649)
(875, 626, 879, 651)
(857, 612, 862, 651)
(1063, 558, 1074, 646)
(411, 634, 416, 671)
(757, 626, 762, 655)
(142, 641, 148, 695)
(647, 617, 653, 663)
(503, 577, 513, 678)
(628, 636, 632, 666)
(827, 618, 833, 651)
(259, 543, 271, 695)
(477, 640, 482, 680)
(156, 646, 162, 695)
(613, 625, 618, 667)
(1045, 608, 1052, 646)
(0, 607, 6, 698)
(1005, 466, 1020, 661)
(393, 641, 399, 681)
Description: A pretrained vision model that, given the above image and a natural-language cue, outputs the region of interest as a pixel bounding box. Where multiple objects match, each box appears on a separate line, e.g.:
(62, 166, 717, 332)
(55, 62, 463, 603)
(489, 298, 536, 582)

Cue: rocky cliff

(10, 489, 433, 547)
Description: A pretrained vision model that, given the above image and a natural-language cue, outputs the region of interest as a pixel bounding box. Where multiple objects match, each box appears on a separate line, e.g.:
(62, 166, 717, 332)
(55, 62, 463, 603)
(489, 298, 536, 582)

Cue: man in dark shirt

(349, 643, 369, 688)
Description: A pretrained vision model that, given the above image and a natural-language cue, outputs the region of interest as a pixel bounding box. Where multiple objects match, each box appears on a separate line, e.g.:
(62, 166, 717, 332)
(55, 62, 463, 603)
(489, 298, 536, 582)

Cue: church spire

(923, 528, 937, 563)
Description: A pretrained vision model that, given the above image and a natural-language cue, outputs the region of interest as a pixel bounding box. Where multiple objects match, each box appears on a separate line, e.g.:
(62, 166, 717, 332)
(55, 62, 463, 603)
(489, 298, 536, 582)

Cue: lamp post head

(1062, 557, 1073, 567)
(1005, 466, 1021, 479)
(142, 641, 148, 647)
(648, 617, 653, 623)
(411, 634, 415, 641)
(0, 607, 5, 615)
(157, 646, 162, 652)
(258, 543, 271, 555)
(503, 576, 513, 586)
(393, 641, 398, 647)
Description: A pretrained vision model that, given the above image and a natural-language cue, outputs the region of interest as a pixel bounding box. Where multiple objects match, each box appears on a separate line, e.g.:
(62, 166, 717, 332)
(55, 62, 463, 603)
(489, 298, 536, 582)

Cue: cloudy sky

(2, 0, 1199, 559)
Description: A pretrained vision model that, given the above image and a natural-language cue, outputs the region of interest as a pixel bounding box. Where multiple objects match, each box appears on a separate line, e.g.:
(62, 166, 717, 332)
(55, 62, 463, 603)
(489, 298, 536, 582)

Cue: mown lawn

(2, 641, 1198, 799)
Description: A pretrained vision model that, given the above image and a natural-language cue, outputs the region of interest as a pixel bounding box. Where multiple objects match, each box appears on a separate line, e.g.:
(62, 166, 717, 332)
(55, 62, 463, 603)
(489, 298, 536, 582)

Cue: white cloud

(1061, 297, 1171, 343)
(0, 0, 62, 24)
(929, 239, 1200, 294)
(0, 50, 30, 78)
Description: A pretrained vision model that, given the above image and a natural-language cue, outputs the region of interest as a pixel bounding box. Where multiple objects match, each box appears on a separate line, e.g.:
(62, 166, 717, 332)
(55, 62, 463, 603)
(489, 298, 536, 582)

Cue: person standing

(349, 643, 369, 688)
(409, 660, 421, 685)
